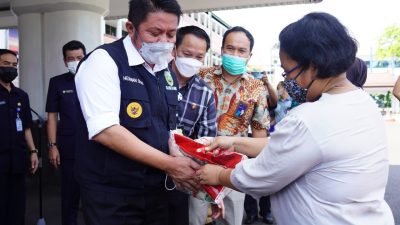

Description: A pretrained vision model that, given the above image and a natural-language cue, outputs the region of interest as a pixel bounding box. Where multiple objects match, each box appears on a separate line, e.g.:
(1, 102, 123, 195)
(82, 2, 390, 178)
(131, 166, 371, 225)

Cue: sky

(213, 0, 400, 67)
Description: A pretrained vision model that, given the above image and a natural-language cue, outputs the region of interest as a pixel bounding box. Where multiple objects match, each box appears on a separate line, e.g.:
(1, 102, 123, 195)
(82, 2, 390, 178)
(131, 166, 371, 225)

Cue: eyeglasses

(281, 64, 301, 78)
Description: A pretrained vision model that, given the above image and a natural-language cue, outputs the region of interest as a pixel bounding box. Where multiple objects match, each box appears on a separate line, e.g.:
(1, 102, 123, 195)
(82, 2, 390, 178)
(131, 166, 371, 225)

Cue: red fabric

(174, 133, 244, 201)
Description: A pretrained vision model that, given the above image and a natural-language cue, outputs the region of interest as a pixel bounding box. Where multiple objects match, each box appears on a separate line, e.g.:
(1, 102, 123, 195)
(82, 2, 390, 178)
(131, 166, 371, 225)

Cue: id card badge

(16, 117, 23, 132)
(234, 101, 249, 118)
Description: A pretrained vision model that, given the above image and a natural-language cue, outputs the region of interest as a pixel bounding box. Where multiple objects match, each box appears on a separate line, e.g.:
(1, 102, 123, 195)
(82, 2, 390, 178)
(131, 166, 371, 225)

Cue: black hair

(0, 49, 17, 58)
(279, 12, 357, 78)
(346, 57, 367, 88)
(128, 0, 182, 29)
(62, 40, 86, 59)
(176, 26, 210, 51)
(222, 26, 254, 52)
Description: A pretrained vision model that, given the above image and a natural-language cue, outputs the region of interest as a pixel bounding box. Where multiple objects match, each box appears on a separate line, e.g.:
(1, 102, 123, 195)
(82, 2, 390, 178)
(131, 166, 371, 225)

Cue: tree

(376, 25, 400, 59)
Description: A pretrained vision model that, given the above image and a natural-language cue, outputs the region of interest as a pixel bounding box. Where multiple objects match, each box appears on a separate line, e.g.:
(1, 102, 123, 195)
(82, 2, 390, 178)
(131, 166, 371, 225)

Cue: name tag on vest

(123, 76, 144, 85)
(166, 86, 177, 91)
(62, 90, 74, 94)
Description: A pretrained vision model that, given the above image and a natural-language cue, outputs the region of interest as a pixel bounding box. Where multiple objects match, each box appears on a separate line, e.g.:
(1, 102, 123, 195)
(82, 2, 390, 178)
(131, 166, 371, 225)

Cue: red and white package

(169, 131, 246, 206)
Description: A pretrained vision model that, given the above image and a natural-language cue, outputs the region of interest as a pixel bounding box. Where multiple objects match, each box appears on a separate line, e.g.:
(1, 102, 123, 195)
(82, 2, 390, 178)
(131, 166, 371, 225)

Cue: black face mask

(0, 67, 18, 83)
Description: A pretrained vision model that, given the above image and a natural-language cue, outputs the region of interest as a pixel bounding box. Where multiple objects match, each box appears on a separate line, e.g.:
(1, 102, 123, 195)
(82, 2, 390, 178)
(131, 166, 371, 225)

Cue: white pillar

(116, 19, 123, 39)
(10, 0, 109, 115)
(17, 13, 43, 112)
(0, 30, 7, 48)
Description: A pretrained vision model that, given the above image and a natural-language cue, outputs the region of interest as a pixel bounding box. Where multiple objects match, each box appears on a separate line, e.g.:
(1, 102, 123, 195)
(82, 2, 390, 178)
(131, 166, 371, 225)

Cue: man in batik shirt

(199, 26, 270, 225)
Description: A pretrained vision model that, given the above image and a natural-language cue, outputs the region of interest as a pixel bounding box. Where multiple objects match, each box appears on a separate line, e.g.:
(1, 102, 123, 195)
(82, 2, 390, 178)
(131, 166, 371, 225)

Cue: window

(200, 14, 205, 26)
(377, 60, 389, 68)
(105, 24, 116, 36)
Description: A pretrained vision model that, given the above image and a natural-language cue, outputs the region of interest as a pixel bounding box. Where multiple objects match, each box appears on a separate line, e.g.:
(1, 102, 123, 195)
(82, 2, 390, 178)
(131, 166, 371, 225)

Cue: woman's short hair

(346, 57, 367, 88)
(279, 12, 358, 78)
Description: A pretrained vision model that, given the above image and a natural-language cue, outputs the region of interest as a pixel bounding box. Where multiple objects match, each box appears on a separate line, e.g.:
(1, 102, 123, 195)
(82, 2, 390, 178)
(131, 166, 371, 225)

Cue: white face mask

(175, 57, 203, 78)
(139, 41, 174, 67)
(67, 61, 79, 75)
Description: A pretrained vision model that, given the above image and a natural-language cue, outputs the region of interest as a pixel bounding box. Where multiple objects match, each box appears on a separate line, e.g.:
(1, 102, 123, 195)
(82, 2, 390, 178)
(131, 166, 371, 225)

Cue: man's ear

(246, 52, 253, 63)
(125, 21, 135, 38)
(172, 46, 177, 59)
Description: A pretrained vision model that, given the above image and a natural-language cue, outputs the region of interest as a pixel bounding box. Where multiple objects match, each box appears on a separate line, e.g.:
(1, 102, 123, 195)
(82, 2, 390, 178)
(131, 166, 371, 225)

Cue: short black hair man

(74, 1, 201, 225)
(45, 40, 86, 225)
(168, 25, 217, 225)
(0, 49, 39, 225)
(199, 26, 270, 225)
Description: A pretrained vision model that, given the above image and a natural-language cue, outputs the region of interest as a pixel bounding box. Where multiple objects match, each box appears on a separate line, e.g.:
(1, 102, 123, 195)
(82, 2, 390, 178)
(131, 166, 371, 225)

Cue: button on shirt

(231, 90, 394, 225)
(199, 66, 269, 137)
(75, 36, 169, 139)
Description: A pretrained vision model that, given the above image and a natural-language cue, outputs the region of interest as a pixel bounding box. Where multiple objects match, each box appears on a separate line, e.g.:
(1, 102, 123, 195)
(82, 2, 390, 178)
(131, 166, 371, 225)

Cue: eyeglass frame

(281, 64, 301, 78)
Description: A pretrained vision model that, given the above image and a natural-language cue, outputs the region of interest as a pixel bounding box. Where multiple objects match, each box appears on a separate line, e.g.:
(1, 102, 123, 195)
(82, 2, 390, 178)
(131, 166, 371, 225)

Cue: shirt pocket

(120, 91, 151, 129)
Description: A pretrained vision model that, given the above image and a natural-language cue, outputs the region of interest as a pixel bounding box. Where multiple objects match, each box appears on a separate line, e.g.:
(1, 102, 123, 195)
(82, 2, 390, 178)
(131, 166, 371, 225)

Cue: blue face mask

(221, 54, 247, 76)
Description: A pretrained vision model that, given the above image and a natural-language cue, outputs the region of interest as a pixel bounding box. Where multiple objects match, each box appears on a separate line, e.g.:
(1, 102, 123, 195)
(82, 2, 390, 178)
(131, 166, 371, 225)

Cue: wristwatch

(48, 142, 57, 148)
(30, 149, 39, 154)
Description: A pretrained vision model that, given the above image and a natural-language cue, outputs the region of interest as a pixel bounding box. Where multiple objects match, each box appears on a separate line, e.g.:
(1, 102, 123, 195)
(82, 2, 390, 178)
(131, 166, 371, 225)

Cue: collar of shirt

(66, 72, 75, 80)
(123, 36, 167, 75)
(0, 83, 22, 96)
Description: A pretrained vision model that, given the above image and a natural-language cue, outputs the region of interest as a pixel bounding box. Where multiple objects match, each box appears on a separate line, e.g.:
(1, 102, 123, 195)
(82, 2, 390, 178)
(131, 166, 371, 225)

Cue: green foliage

(385, 91, 392, 107)
(377, 25, 400, 59)
(370, 91, 392, 108)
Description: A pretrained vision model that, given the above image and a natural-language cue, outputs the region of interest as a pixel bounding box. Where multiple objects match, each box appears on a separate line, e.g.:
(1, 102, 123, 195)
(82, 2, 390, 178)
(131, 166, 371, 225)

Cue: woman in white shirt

(197, 12, 394, 225)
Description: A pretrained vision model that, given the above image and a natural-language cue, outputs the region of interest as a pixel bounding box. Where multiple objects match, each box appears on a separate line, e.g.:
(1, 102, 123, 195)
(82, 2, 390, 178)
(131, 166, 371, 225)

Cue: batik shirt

(199, 66, 270, 137)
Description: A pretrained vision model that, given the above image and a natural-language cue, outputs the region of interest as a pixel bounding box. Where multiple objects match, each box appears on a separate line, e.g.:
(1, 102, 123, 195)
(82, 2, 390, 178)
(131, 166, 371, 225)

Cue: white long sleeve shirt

(232, 89, 394, 225)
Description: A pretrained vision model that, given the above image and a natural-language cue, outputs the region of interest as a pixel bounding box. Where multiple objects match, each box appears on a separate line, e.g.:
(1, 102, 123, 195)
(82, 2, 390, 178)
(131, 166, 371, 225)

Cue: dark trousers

(166, 189, 189, 225)
(61, 159, 80, 225)
(244, 194, 271, 217)
(80, 187, 169, 225)
(0, 172, 26, 225)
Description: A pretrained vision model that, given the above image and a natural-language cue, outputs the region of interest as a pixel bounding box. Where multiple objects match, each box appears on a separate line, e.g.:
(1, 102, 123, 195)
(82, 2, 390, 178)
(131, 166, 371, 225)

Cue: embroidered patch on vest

(126, 102, 142, 118)
(164, 71, 174, 86)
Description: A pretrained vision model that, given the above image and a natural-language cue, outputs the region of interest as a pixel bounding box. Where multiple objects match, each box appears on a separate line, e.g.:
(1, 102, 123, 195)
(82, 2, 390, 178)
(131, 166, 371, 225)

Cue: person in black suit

(45, 40, 86, 225)
(0, 48, 39, 225)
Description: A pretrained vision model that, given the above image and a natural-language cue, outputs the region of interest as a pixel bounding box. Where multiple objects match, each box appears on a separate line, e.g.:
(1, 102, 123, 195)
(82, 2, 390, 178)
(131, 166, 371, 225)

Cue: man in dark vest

(74, 0, 200, 224)
(45, 40, 86, 225)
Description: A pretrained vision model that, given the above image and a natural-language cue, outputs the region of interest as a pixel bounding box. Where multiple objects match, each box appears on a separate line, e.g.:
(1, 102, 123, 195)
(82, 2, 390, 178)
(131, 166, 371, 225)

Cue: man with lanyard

(45, 40, 86, 225)
(167, 25, 217, 225)
(74, 0, 200, 224)
(199, 26, 270, 225)
(0, 49, 39, 225)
